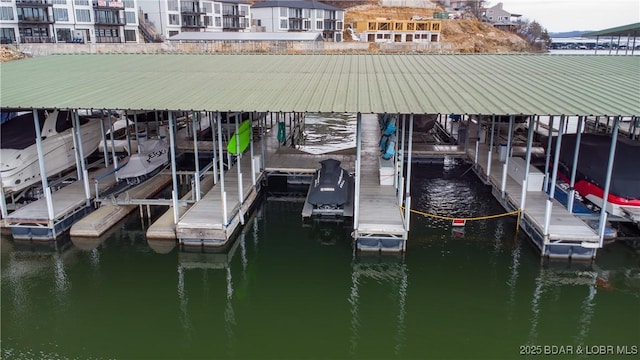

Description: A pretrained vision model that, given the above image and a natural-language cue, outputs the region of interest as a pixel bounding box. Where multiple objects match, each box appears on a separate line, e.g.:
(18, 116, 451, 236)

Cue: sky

(498, 0, 640, 33)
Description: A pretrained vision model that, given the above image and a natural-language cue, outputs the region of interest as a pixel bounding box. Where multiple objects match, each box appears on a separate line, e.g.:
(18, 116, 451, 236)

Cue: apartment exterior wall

(0, 0, 139, 44)
(251, 4, 344, 42)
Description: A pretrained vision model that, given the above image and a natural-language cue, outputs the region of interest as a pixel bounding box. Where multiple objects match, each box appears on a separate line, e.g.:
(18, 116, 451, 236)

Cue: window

(213, 3, 220, 14)
(125, 11, 136, 24)
(303, 19, 310, 29)
(316, 9, 323, 18)
(56, 28, 71, 42)
(75, 9, 91, 22)
(124, 29, 136, 41)
(280, 7, 287, 17)
(203, 2, 212, 13)
(240, 5, 248, 16)
(204, 16, 212, 26)
(169, 14, 179, 25)
(280, 19, 287, 29)
(316, 20, 322, 30)
(167, 0, 179, 11)
(53, 0, 67, 4)
(0, 27, 15, 43)
(0, 6, 13, 21)
(74, 0, 89, 5)
(123, 0, 134, 8)
(303, 9, 310, 18)
(214, 16, 220, 27)
(53, 8, 69, 21)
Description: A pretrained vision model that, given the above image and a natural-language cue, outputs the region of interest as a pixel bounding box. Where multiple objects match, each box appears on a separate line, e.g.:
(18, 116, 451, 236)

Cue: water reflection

(349, 254, 408, 357)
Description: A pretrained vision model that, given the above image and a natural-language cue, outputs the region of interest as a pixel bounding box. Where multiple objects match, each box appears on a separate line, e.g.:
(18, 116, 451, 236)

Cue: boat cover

(551, 133, 640, 200)
(307, 159, 349, 206)
(117, 139, 169, 181)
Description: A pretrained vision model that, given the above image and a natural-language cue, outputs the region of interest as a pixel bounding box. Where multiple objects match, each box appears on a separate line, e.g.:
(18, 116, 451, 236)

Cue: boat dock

(468, 142, 600, 259)
(4, 166, 118, 240)
(354, 114, 406, 252)
(69, 173, 173, 237)
(176, 151, 262, 247)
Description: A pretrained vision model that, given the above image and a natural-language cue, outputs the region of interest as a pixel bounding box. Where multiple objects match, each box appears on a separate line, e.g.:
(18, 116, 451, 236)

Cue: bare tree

(517, 19, 551, 51)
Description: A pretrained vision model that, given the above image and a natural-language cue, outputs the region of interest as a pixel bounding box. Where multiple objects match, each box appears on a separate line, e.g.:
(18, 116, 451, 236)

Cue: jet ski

(306, 159, 353, 217)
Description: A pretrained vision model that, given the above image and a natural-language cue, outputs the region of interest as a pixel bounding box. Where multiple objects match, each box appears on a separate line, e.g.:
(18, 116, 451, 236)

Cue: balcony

(93, 1, 125, 10)
(180, 1, 204, 14)
(17, 15, 54, 24)
(20, 35, 54, 43)
(94, 17, 125, 26)
(16, 0, 52, 7)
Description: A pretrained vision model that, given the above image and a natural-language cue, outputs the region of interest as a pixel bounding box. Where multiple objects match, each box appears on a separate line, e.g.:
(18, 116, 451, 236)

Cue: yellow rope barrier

(401, 206, 523, 233)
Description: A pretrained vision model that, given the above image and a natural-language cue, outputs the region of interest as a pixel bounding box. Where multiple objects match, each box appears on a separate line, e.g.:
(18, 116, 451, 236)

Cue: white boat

(116, 139, 169, 185)
(0, 109, 103, 196)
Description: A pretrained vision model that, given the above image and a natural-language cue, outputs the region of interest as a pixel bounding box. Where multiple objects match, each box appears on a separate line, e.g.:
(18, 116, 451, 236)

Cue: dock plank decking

(176, 152, 260, 246)
(468, 142, 599, 256)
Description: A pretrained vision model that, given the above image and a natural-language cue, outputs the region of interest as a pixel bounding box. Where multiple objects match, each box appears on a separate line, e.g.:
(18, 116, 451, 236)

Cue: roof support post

(70, 111, 83, 182)
(567, 116, 584, 214)
(260, 112, 266, 171)
(168, 111, 180, 225)
(192, 111, 201, 202)
(597, 116, 620, 247)
(133, 112, 140, 153)
(218, 112, 227, 226)
(211, 112, 218, 185)
(99, 112, 109, 168)
(72, 110, 90, 204)
(250, 112, 256, 187)
(501, 115, 515, 196)
(520, 114, 536, 211)
(542, 116, 555, 193)
(353, 112, 362, 232)
(33, 110, 54, 221)
(474, 113, 481, 166)
(487, 115, 496, 181)
(235, 112, 245, 226)
(544, 115, 566, 238)
(403, 114, 414, 240)
(393, 113, 400, 190)
(397, 114, 406, 205)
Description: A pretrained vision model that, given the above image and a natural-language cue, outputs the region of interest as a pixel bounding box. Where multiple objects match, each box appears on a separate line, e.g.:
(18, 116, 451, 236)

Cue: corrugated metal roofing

(1, 54, 638, 116)
(583, 23, 640, 37)
(168, 31, 323, 42)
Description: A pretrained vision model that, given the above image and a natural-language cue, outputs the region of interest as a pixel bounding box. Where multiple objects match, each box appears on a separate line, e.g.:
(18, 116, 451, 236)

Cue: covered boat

(547, 133, 640, 216)
(306, 159, 353, 217)
(1, 109, 102, 196)
(116, 139, 169, 185)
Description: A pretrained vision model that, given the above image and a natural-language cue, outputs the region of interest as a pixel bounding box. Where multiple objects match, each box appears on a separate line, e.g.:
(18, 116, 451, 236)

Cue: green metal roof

(583, 22, 640, 38)
(1, 54, 639, 116)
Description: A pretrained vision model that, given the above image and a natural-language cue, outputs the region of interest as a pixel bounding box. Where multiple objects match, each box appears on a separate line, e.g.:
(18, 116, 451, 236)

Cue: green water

(2, 163, 639, 359)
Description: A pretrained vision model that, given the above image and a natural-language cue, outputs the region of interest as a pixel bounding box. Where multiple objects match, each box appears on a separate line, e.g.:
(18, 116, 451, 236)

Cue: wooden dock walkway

(5, 166, 118, 240)
(468, 143, 599, 259)
(355, 114, 406, 252)
(70, 173, 172, 237)
(176, 152, 261, 246)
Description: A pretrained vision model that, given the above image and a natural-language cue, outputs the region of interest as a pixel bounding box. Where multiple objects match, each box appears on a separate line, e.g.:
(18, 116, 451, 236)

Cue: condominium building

(0, 0, 140, 44)
(137, 0, 251, 39)
(251, 0, 344, 42)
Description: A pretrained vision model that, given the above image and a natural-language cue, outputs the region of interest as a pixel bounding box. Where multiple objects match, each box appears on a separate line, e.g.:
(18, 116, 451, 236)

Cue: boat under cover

(0, 109, 102, 195)
(306, 159, 352, 216)
(116, 139, 169, 185)
(547, 133, 640, 215)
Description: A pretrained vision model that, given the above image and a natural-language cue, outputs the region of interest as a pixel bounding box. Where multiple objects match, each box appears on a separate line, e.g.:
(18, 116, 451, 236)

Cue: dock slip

(355, 114, 406, 252)
(176, 152, 261, 247)
(5, 166, 117, 240)
(469, 143, 599, 260)
(70, 173, 172, 237)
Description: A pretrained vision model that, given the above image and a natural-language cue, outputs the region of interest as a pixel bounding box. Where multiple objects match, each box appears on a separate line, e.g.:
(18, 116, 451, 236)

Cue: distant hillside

(549, 31, 591, 38)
